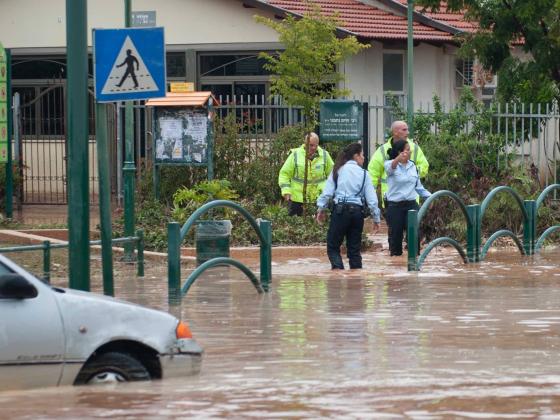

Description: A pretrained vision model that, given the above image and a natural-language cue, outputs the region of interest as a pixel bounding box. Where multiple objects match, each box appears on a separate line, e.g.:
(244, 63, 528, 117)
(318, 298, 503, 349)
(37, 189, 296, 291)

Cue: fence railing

(0, 232, 145, 292)
(212, 95, 559, 186)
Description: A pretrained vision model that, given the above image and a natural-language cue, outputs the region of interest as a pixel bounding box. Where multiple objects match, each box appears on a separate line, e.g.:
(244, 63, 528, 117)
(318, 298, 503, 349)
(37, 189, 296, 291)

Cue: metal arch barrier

(535, 184, 560, 251)
(167, 200, 272, 305)
(481, 229, 526, 260)
(416, 237, 468, 270)
(408, 190, 476, 271)
(408, 184, 560, 271)
(535, 226, 560, 252)
(480, 186, 533, 255)
(181, 258, 264, 297)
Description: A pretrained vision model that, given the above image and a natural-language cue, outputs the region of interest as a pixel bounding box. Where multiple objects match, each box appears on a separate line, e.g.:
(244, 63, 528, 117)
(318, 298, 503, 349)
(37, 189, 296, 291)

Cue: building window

(166, 52, 186, 78)
(455, 58, 474, 87)
(200, 54, 271, 77)
(383, 53, 404, 93)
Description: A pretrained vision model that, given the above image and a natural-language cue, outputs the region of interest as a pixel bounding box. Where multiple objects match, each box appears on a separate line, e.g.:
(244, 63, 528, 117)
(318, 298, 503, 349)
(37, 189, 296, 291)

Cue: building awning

(145, 91, 219, 107)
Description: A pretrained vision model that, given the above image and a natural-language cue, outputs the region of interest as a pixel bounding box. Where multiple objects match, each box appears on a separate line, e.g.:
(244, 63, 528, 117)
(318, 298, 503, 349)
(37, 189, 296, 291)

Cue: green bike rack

(167, 200, 272, 305)
(407, 184, 560, 271)
(408, 190, 474, 271)
(535, 184, 560, 251)
(480, 186, 530, 256)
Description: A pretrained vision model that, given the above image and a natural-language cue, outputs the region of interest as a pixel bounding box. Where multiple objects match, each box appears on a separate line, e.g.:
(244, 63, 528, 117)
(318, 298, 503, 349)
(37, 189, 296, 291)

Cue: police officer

(278, 132, 334, 216)
(368, 120, 429, 251)
(316, 143, 381, 270)
(384, 139, 431, 256)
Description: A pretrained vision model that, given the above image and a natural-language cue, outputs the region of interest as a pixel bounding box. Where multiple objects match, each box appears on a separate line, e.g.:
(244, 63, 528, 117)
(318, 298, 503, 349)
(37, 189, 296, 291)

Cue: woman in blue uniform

(384, 139, 431, 256)
(316, 143, 381, 270)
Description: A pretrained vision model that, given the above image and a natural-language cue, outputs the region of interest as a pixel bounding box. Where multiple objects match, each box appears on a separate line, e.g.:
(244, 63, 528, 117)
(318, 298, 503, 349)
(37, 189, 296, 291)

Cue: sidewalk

(8, 205, 100, 226)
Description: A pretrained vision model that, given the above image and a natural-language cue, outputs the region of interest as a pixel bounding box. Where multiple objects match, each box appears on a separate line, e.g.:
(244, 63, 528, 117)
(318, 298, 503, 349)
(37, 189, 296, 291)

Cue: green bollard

(167, 222, 181, 305)
(407, 209, 419, 271)
(523, 200, 536, 255)
(43, 240, 51, 284)
(136, 229, 144, 277)
(259, 219, 272, 292)
(466, 205, 480, 263)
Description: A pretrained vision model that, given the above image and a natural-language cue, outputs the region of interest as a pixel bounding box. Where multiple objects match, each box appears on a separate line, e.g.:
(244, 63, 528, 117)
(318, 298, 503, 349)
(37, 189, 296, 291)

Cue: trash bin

(195, 220, 232, 265)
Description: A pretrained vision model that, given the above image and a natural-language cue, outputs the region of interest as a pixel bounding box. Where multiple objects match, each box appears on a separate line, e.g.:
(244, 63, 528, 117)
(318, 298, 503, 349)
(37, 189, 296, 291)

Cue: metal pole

(5, 49, 13, 218)
(407, 209, 418, 271)
(116, 103, 123, 207)
(362, 101, 369, 166)
(207, 97, 214, 180)
(66, 0, 90, 291)
(136, 229, 144, 277)
(523, 200, 536, 255)
(43, 240, 51, 284)
(168, 222, 181, 305)
(95, 102, 114, 296)
(466, 205, 479, 262)
(259, 219, 272, 292)
(407, 0, 414, 134)
(123, 0, 136, 260)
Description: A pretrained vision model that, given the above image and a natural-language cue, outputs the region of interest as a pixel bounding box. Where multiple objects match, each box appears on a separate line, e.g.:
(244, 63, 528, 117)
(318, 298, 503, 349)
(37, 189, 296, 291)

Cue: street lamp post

(407, 0, 414, 134)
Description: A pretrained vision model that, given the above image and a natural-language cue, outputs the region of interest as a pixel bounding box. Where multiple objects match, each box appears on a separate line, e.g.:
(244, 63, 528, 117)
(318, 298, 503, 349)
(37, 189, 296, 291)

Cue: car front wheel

(74, 351, 151, 385)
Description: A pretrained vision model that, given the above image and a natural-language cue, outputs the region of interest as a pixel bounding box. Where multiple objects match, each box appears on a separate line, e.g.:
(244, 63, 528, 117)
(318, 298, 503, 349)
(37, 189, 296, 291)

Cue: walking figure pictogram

(116, 49, 139, 88)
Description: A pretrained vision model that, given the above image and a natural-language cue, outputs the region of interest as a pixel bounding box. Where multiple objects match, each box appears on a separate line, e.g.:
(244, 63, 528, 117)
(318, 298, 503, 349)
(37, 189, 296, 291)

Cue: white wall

(0, 0, 280, 49)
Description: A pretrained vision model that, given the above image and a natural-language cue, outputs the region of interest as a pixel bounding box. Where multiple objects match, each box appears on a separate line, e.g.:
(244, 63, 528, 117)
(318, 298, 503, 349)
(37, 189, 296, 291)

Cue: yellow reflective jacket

(367, 138, 429, 205)
(278, 145, 334, 204)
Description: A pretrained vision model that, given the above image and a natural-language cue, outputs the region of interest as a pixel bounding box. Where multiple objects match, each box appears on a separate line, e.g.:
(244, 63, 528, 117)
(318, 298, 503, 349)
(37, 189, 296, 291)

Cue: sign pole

(0, 44, 12, 217)
(123, 0, 136, 260)
(95, 102, 114, 295)
(66, 0, 90, 291)
(207, 97, 214, 181)
(407, 0, 414, 134)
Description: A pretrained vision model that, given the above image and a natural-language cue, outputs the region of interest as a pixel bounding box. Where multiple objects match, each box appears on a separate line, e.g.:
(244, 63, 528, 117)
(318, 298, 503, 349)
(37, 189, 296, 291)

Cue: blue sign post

(93, 27, 166, 102)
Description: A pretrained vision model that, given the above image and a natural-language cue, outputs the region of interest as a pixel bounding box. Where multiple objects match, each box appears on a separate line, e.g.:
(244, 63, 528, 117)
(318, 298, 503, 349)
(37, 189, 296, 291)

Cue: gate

(13, 83, 115, 205)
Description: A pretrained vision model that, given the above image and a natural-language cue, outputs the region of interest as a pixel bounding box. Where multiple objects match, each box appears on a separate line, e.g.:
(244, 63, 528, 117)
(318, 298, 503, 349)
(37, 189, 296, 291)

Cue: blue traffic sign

(93, 27, 166, 102)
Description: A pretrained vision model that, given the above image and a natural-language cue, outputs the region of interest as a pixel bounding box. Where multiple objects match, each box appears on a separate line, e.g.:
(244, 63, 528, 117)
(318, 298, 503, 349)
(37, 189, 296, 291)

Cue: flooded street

(2, 249, 560, 418)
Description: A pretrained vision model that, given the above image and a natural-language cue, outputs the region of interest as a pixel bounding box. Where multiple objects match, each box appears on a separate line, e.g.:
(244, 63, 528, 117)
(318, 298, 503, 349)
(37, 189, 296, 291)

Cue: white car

(0, 254, 202, 390)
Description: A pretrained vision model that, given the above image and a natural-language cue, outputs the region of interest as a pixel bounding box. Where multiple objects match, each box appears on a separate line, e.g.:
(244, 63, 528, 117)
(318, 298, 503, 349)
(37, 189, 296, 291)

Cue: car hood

(53, 287, 180, 360)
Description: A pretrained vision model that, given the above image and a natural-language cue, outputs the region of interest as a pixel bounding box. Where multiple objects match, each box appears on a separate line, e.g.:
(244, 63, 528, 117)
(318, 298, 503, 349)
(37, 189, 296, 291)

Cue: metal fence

(11, 93, 560, 204)
(213, 95, 559, 187)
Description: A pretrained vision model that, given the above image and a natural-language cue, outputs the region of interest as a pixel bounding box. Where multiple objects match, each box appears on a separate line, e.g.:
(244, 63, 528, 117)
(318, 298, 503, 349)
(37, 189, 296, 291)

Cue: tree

(255, 4, 369, 129)
(417, 0, 560, 103)
(255, 4, 368, 208)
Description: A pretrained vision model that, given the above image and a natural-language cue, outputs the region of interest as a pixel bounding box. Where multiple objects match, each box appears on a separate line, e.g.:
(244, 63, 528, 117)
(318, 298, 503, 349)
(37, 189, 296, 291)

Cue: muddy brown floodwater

(2, 248, 560, 418)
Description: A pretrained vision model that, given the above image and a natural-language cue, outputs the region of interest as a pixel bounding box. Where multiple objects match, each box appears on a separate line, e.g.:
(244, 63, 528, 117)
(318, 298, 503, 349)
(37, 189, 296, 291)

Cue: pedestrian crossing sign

(93, 27, 166, 102)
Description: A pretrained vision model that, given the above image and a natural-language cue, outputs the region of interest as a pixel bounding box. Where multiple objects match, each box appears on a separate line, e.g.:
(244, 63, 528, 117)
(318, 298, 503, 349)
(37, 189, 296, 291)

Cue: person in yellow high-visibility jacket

(367, 121, 429, 251)
(278, 132, 334, 216)
(368, 121, 429, 205)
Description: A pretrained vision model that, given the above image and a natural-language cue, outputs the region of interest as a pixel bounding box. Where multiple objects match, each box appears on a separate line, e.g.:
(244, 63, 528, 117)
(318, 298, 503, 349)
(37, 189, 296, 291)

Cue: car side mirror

(0, 274, 38, 299)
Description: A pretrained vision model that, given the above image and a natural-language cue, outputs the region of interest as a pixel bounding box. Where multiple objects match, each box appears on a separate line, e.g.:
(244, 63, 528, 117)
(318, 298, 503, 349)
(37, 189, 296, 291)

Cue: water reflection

(2, 250, 560, 417)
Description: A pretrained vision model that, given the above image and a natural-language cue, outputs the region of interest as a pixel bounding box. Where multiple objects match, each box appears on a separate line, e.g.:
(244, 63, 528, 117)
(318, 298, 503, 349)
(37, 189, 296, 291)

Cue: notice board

(154, 107, 209, 164)
(320, 100, 363, 142)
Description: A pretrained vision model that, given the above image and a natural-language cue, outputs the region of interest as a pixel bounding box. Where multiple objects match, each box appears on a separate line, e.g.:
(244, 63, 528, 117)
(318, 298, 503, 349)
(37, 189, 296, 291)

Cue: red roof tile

(265, 0, 456, 41)
(395, 0, 478, 33)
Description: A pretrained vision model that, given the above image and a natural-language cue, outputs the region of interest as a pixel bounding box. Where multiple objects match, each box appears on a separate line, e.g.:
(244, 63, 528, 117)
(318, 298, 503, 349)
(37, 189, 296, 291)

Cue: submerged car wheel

(75, 351, 151, 385)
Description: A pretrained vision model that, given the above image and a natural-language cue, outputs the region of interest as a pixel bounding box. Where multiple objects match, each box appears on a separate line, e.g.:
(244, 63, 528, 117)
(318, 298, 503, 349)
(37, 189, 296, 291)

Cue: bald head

(391, 121, 409, 142)
(305, 132, 320, 157)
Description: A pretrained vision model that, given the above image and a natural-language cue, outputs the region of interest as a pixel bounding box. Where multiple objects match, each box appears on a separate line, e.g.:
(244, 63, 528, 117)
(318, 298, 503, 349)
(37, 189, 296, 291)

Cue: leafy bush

(389, 90, 560, 242)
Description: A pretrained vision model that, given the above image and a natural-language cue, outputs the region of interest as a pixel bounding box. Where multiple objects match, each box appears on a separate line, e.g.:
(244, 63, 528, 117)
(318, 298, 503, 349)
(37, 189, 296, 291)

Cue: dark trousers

(385, 200, 419, 256)
(288, 201, 304, 216)
(326, 205, 365, 269)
